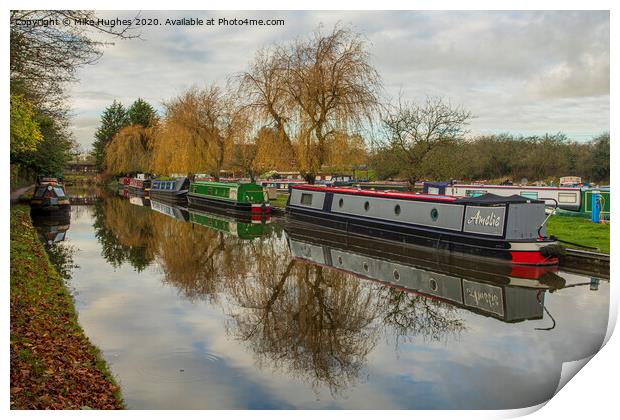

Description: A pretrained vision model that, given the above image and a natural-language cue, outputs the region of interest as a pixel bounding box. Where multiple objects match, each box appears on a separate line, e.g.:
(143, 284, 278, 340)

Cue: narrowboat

(150, 199, 189, 222)
(189, 208, 271, 240)
(352, 181, 410, 191)
(425, 182, 611, 219)
(258, 178, 306, 194)
(128, 174, 151, 195)
(150, 177, 190, 202)
(423, 182, 582, 211)
(286, 185, 562, 266)
(556, 186, 610, 219)
(187, 181, 270, 214)
(286, 229, 566, 323)
(118, 176, 131, 186)
(30, 176, 70, 213)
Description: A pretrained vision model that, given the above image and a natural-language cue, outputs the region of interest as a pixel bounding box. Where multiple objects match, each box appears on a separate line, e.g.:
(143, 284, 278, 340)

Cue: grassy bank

(546, 214, 610, 254)
(270, 193, 289, 209)
(10, 206, 124, 409)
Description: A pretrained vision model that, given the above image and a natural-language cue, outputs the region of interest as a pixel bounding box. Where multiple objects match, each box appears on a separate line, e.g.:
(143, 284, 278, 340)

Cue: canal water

(32, 192, 610, 410)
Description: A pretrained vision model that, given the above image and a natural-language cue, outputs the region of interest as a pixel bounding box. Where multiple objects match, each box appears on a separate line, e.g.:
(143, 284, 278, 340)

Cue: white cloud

(66, 10, 609, 149)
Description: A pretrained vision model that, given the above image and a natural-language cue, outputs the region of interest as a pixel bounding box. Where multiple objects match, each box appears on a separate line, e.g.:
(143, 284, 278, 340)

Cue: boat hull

(187, 193, 270, 214)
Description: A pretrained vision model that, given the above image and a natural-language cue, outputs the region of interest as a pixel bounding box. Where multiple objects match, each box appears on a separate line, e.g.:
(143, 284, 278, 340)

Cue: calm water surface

(34, 193, 609, 409)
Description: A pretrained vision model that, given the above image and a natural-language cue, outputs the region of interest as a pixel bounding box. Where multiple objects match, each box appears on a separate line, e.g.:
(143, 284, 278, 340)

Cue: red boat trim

(454, 184, 580, 191)
(293, 184, 459, 203)
(510, 251, 559, 266)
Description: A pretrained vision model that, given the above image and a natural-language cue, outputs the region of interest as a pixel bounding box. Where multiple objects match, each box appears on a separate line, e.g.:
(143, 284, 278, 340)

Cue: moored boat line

(423, 181, 611, 218)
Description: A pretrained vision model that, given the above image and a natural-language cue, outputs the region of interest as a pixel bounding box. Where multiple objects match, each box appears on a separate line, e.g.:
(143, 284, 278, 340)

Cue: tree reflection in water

(93, 197, 466, 396)
(92, 196, 154, 271)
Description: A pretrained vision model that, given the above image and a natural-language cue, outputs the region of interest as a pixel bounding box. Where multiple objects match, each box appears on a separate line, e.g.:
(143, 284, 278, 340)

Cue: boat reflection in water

(129, 192, 151, 208)
(30, 209, 71, 245)
(150, 199, 189, 222)
(188, 205, 271, 240)
(73, 194, 608, 408)
(285, 223, 568, 324)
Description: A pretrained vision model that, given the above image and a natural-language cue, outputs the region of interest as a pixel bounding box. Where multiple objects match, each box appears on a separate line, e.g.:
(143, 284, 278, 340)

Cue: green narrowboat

(187, 181, 270, 214)
(557, 187, 611, 219)
(188, 208, 271, 240)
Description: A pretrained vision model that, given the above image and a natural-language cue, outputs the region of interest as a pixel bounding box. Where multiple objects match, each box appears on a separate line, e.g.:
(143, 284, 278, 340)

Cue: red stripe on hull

(293, 185, 459, 203)
(510, 251, 558, 266)
(250, 205, 271, 214)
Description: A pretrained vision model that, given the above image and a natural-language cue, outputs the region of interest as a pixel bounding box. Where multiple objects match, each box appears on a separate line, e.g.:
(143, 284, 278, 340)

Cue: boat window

(34, 187, 47, 198)
(430, 208, 439, 221)
(363, 262, 369, 272)
(337, 256, 343, 265)
(364, 201, 370, 211)
(430, 278, 438, 291)
(466, 189, 486, 197)
(393, 270, 400, 281)
(300, 193, 313, 205)
(338, 198, 344, 208)
(53, 187, 66, 197)
(559, 192, 577, 203)
(394, 204, 401, 215)
(520, 191, 539, 200)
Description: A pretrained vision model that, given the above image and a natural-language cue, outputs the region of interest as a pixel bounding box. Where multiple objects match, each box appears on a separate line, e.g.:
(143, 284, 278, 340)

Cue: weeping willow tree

(104, 124, 154, 174)
(239, 24, 381, 182)
(150, 85, 240, 177)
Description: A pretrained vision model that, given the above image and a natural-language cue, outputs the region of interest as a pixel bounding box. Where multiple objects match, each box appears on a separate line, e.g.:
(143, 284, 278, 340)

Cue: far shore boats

(286, 184, 562, 266)
(128, 174, 151, 195)
(150, 177, 190, 202)
(423, 182, 610, 219)
(187, 180, 270, 214)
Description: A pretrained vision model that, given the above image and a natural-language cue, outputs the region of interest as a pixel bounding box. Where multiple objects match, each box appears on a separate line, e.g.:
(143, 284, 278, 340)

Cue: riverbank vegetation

(10, 11, 135, 187)
(546, 214, 610, 254)
(10, 206, 123, 409)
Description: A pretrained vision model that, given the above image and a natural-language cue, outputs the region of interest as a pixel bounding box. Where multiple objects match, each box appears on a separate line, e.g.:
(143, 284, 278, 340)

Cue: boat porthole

(430, 278, 438, 291)
(393, 269, 400, 281)
(363, 262, 369, 272)
(364, 201, 370, 211)
(394, 204, 401, 215)
(339, 198, 344, 208)
(430, 208, 439, 221)
(338, 256, 343, 265)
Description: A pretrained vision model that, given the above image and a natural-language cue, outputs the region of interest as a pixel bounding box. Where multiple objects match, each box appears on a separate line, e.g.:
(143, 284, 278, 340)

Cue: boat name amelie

(465, 287, 501, 308)
(467, 210, 502, 227)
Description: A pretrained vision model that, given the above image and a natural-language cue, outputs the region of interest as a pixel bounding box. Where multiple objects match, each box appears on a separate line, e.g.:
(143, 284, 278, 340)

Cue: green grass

(10, 206, 124, 409)
(546, 214, 610, 254)
(270, 194, 289, 208)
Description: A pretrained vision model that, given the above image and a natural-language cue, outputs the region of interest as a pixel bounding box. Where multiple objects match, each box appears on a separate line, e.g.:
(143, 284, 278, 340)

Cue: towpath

(10, 184, 34, 204)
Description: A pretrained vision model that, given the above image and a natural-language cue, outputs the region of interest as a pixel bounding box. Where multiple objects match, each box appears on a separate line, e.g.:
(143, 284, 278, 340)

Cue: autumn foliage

(10, 206, 123, 409)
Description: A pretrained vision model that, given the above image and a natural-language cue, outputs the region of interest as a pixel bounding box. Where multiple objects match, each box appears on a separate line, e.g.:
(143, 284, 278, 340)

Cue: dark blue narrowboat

(150, 177, 190, 202)
(286, 185, 562, 266)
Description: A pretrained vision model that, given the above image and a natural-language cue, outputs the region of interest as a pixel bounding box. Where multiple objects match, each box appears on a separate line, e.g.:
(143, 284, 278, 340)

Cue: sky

(67, 10, 610, 150)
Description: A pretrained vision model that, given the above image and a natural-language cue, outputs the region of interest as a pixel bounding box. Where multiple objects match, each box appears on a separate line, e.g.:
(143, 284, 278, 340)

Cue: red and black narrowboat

(128, 174, 151, 195)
